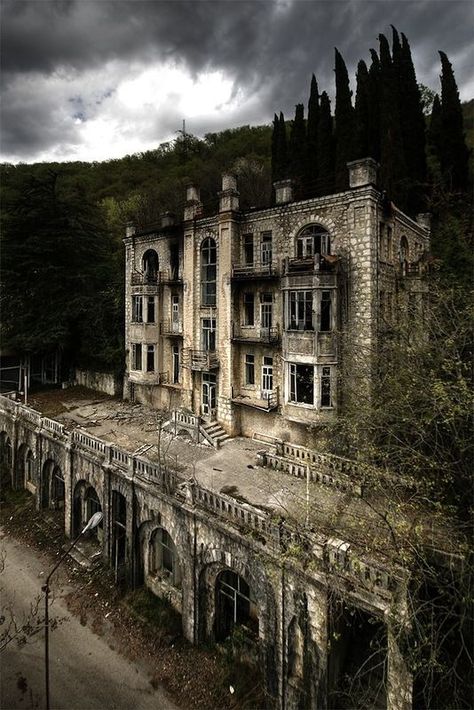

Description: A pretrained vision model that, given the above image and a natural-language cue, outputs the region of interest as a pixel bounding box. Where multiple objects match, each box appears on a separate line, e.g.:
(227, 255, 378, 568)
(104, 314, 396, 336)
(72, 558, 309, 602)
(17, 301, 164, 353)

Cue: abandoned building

(1, 158, 433, 710)
(124, 157, 430, 447)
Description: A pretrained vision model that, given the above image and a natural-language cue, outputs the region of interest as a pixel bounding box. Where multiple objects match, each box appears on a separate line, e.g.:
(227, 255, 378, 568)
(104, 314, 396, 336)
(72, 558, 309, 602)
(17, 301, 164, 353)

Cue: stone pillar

(63, 441, 73, 538)
(218, 173, 239, 213)
(274, 179, 293, 204)
(184, 185, 202, 221)
(182, 187, 199, 411)
(347, 158, 379, 188)
(387, 627, 413, 710)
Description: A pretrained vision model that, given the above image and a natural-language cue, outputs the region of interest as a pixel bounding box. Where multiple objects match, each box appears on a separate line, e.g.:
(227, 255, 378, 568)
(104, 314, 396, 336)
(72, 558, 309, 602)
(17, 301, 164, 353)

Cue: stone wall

(74, 369, 121, 396)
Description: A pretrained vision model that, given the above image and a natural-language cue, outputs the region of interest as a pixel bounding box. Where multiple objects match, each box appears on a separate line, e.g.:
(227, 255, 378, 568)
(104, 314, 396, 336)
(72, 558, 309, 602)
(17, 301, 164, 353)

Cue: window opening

(261, 231, 272, 265)
(262, 357, 273, 394)
(172, 345, 180, 383)
(320, 291, 332, 332)
(261, 293, 273, 329)
(321, 366, 332, 407)
(142, 249, 159, 282)
(243, 293, 254, 326)
(146, 345, 155, 372)
(289, 291, 313, 330)
(296, 225, 330, 258)
(243, 234, 254, 265)
(245, 354, 255, 385)
(26, 450, 34, 482)
(201, 237, 217, 306)
(132, 343, 142, 371)
(289, 363, 314, 405)
(146, 296, 155, 323)
(149, 528, 181, 587)
(132, 295, 143, 323)
(202, 319, 216, 351)
(215, 570, 258, 641)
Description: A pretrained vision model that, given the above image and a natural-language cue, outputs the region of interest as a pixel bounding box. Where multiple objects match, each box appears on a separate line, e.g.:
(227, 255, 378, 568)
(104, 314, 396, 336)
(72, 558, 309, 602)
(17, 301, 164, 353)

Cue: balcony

(160, 319, 183, 336)
(231, 323, 280, 344)
(282, 256, 338, 288)
(183, 349, 219, 371)
(130, 268, 183, 287)
(231, 386, 279, 411)
(231, 261, 279, 281)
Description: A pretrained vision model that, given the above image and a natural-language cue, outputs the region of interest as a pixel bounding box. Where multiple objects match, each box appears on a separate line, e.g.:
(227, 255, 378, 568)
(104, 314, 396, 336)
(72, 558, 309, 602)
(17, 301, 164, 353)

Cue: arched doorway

(42, 460, 64, 510)
(14, 443, 28, 489)
(215, 569, 259, 642)
(73, 481, 103, 540)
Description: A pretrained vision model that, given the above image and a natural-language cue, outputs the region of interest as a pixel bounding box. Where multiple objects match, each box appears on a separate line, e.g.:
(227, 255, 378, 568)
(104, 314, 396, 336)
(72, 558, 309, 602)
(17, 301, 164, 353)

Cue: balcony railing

(231, 386, 279, 411)
(183, 349, 219, 371)
(160, 319, 183, 336)
(231, 261, 278, 280)
(232, 323, 280, 344)
(131, 268, 183, 286)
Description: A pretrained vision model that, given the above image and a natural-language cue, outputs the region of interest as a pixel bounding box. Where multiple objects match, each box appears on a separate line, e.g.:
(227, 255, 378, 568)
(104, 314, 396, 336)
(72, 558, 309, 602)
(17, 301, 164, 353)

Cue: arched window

(296, 225, 330, 259)
(149, 528, 181, 588)
(215, 569, 259, 641)
(201, 237, 217, 306)
(142, 249, 159, 283)
(51, 465, 65, 509)
(26, 450, 34, 482)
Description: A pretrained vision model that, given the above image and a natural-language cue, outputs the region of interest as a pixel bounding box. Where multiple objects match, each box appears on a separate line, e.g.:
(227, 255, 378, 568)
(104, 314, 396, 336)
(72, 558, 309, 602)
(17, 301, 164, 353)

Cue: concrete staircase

(200, 420, 231, 448)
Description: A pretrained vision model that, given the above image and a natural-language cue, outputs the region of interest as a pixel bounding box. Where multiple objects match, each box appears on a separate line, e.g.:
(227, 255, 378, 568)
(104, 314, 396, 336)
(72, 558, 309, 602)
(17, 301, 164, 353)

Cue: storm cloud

(1, 0, 472, 162)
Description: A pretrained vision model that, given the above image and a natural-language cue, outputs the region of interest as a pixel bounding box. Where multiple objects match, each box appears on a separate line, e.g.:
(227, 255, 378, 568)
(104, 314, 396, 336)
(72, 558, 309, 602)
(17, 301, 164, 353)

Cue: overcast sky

(1, 0, 472, 164)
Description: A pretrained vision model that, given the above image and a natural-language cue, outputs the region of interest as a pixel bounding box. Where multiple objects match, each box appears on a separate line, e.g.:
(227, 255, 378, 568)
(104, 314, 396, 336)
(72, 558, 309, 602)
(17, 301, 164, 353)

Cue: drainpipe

(281, 563, 286, 710)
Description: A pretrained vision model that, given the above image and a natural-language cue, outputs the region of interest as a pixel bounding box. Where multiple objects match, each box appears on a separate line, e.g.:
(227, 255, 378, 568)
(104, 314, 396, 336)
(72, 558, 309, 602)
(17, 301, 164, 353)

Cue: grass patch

(123, 587, 182, 639)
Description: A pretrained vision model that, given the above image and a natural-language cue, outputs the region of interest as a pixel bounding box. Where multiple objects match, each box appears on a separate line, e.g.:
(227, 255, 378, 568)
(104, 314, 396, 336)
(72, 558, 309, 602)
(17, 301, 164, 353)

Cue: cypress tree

(438, 51, 469, 191)
(378, 33, 407, 207)
(354, 60, 370, 159)
(277, 112, 289, 181)
(428, 94, 443, 165)
(289, 103, 307, 198)
(317, 91, 335, 195)
(368, 49, 381, 161)
(397, 30, 427, 210)
(307, 74, 320, 197)
(334, 48, 355, 191)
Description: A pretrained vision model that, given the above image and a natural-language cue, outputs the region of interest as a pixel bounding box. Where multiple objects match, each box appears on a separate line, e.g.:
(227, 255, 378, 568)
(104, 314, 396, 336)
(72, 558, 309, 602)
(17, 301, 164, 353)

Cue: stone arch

(148, 526, 181, 588)
(214, 568, 259, 642)
(14, 442, 28, 489)
(295, 223, 331, 258)
(289, 214, 339, 254)
(41, 459, 65, 510)
(136, 518, 184, 614)
(0, 432, 13, 489)
(73, 480, 103, 539)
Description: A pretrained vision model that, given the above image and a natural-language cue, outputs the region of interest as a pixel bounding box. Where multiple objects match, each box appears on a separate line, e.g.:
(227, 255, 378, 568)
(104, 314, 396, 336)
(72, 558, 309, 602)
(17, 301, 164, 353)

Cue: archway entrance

(215, 569, 259, 642)
(42, 460, 65, 510)
(73, 481, 103, 541)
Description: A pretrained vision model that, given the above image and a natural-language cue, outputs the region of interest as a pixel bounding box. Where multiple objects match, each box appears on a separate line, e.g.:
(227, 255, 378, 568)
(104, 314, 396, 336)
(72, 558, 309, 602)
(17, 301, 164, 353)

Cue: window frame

(201, 237, 217, 306)
(245, 353, 255, 386)
(289, 362, 315, 406)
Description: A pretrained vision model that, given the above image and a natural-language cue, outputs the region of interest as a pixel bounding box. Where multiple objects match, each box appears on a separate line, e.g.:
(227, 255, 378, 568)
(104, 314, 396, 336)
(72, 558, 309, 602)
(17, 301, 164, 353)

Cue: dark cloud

(1, 0, 472, 162)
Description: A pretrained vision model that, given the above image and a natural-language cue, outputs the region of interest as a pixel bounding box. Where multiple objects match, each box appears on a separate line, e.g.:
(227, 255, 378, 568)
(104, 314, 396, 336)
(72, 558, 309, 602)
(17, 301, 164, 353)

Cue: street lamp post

(42, 511, 103, 710)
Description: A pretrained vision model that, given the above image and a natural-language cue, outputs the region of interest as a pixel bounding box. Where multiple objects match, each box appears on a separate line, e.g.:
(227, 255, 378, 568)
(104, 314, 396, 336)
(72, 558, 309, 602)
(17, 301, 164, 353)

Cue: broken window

(142, 249, 159, 282)
(132, 343, 142, 371)
(289, 363, 314, 405)
(245, 354, 255, 385)
(320, 291, 332, 332)
(201, 237, 217, 306)
(146, 296, 155, 323)
(146, 344, 155, 373)
(149, 528, 181, 587)
(261, 231, 272, 265)
(320, 366, 332, 407)
(132, 295, 143, 323)
(296, 225, 330, 258)
(243, 293, 254, 326)
(289, 291, 313, 330)
(215, 569, 259, 641)
(243, 234, 254, 265)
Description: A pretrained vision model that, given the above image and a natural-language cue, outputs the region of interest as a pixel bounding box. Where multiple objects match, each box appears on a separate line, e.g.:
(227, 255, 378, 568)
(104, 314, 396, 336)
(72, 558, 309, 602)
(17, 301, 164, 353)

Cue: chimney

(125, 222, 136, 238)
(347, 158, 378, 189)
(416, 213, 431, 231)
(219, 173, 239, 213)
(161, 212, 176, 228)
(184, 184, 202, 221)
(274, 179, 293, 204)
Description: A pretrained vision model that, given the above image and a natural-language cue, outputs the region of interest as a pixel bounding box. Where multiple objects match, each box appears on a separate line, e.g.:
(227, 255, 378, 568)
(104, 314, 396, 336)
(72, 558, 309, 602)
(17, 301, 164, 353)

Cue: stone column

(387, 627, 413, 710)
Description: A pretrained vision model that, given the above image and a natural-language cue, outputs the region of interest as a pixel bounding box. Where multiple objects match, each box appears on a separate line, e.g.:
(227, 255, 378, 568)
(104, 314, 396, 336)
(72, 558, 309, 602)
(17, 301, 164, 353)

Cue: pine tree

(394, 29, 427, 211)
(378, 33, 407, 207)
(354, 60, 370, 159)
(334, 48, 355, 191)
(306, 75, 320, 197)
(438, 51, 469, 191)
(368, 49, 381, 162)
(289, 103, 307, 198)
(317, 91, 335, 195)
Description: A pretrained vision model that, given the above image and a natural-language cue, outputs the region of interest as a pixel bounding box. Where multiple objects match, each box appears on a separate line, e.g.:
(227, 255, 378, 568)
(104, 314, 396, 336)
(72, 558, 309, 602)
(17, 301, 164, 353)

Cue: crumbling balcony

(231, 386, 279, 411)
(183, 349, 219, 371)
(231, 323, 280, 344)
(231, 261, 279, 281)
(160, 319, 183, 336)
(283, 254, 338, 288)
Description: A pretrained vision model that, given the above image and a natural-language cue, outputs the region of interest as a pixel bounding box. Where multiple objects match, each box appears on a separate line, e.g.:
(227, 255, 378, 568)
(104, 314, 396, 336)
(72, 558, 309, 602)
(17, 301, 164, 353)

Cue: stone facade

(123, 160, 430, 446)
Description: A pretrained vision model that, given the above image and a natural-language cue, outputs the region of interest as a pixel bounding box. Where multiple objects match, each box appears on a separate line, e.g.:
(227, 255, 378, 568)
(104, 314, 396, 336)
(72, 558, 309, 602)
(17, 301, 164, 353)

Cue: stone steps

(200, 421, 231, 448)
